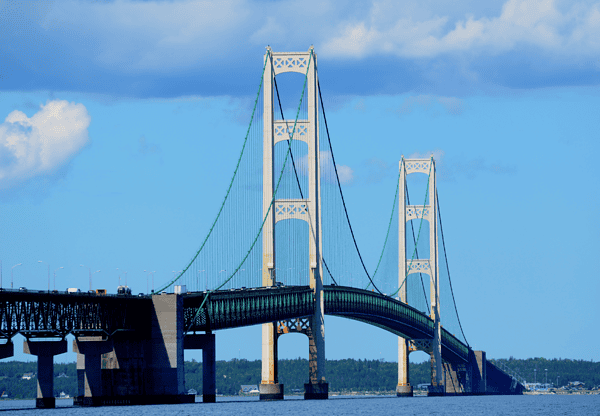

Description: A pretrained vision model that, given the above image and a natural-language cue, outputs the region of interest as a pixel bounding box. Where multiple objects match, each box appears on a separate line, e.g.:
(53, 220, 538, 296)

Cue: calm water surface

(1, 395, 598, 415)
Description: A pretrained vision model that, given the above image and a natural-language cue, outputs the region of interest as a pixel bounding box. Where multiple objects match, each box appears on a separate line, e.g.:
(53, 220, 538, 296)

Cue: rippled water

(2, 394, 599, 415)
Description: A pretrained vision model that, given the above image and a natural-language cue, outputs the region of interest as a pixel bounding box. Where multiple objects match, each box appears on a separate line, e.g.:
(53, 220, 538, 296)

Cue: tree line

(490, 357, 600, 388)
(0, 357, 597, 399)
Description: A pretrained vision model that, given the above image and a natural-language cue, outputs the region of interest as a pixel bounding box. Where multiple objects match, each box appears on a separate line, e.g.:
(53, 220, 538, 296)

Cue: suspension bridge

(0, 47, 524, 408)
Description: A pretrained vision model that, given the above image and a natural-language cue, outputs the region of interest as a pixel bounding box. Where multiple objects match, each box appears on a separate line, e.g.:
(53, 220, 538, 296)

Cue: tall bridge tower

(260, 47, 328, 400)
(397, 157, 444, 396)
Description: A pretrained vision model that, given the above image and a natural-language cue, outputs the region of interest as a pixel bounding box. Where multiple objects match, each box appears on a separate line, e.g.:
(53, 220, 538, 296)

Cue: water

(1, 395, 598, 415)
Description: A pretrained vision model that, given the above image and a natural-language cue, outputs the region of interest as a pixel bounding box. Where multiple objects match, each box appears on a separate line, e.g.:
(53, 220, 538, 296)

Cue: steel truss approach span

(0, 290, 149, 339)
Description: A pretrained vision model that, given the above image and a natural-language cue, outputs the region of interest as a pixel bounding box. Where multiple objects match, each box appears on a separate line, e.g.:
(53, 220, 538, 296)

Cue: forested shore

(0, 357, 597, 399)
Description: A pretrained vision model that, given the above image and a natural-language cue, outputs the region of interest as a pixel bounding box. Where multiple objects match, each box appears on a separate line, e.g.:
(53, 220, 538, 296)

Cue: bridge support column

(470, 350, 487, 394)
(260, 322, 283, 400)
(147, 293, 192, 403)
(0, 340, 14, 359)
(184, 333, 216, 403)
(73, 337, 114, 406)
(396, 338, 413, 397)
(443, 361, 468, 395)
(304, 318, 328, 400)
(73, 294, 192, 406)
(24, 340, 67, 408)
(428, 352, 445, 396)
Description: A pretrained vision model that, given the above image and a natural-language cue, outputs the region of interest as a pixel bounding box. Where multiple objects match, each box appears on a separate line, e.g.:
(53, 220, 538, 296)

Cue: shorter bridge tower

(397, 156, 444, 396)
(260, 46, 328, 400)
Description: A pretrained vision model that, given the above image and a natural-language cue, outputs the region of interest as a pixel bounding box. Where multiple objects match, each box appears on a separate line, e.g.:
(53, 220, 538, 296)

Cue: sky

(1, 0, 599, 374)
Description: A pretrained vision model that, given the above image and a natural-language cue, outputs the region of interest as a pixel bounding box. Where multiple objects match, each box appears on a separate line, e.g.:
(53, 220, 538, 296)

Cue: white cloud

(0, 100, 91, 190)
(40, 0, 600, 69)
(295, 150, 354, 185)
(321, 0, 600, 59)
(336, 164, 355, 185)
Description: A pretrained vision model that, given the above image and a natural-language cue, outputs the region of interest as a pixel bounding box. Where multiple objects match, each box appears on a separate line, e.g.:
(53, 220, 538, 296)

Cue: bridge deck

(0, 286, 468, 362)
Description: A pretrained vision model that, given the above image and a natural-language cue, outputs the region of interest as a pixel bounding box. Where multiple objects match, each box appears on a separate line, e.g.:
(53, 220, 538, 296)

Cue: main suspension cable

(436, 187, 469, 347)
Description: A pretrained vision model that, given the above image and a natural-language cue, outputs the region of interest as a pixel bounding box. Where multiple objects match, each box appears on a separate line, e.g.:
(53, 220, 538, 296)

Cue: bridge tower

(260, 46, 327, 400)
(397, 157, 444, 396)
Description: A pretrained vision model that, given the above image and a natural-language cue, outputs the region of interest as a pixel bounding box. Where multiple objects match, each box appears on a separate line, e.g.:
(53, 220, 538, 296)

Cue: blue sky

(1, 0, 599, 371)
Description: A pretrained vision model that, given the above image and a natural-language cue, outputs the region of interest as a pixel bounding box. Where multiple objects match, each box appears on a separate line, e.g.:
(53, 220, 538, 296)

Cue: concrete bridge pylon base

(24, 340, 68, 409)
(304, 381, 328, 400)
(427, 385, 446, 396)
(396, 385, 414, 397)
(259, 383, 284, 401)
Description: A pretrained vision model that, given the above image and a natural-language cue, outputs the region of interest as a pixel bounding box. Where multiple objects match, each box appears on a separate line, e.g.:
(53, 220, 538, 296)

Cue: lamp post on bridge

(557, 375, 560, 388)
(81, 265, 100, 291)
(53, 267, 63, 291)
(11, 263, 22, 289)
(116, 268, 127, 287)
(144, 270, 156, 293)
(37, 260, 50, 291)
(91, 270, 101, 291)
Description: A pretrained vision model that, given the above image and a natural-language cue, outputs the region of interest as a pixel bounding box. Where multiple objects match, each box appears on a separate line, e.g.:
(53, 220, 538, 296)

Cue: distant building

(57, 373, 69, 378)
(22, 372, 35, 380)
(567, 381, 585, 389)
(240, 385, 259, 394)
(187, 388, 198, 395)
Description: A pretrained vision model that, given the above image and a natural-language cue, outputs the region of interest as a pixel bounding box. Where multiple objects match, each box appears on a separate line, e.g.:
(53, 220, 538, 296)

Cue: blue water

(1, 395, 598, 415)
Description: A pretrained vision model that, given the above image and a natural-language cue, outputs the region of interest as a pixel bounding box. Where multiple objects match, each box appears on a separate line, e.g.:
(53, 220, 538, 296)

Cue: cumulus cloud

(321, 0, 600, 59)
(3, 0, 600, 97)
(336, 164, 355, 184)
(0, 100, 91, 190)
(296, 150, 355, 185)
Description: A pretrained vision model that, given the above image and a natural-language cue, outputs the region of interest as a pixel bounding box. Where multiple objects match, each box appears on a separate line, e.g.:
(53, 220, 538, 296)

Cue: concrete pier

(396, 338, 413, 397)
(73, 337, 114, 406)
(23, 340, 67, 408)
(304, 381, 328, 400)
(184, 333, 216, 403)
(428, 352, 445, 396)
(259, 322, 284, 400)
(73, 294, 193, 406)
(473, 350, 487, 393)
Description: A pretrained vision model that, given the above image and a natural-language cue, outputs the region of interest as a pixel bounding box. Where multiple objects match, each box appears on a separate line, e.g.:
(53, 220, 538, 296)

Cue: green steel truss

(183, 285, 469, 362)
